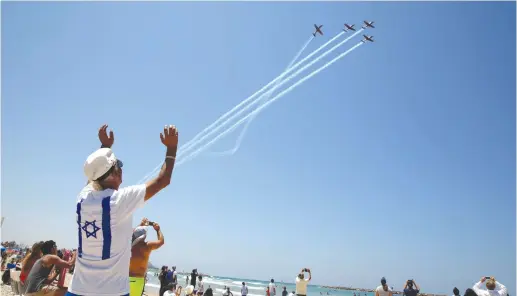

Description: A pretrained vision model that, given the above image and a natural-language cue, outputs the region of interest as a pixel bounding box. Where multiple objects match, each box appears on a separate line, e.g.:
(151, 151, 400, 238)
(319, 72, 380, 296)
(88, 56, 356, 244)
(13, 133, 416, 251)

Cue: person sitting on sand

(375, 277, 392, 296)
(130, 218, 165, 296)
(472, 276, 507, 296)
(25, 240, 76, 296)
(295, 268, 312, 296)
(67, 124, 178, 296)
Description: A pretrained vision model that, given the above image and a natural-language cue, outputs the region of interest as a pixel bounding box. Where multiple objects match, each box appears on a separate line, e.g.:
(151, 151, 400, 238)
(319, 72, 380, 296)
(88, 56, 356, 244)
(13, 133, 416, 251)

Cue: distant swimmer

(186, 276, 190, 286)
(295, 268, 312, 296)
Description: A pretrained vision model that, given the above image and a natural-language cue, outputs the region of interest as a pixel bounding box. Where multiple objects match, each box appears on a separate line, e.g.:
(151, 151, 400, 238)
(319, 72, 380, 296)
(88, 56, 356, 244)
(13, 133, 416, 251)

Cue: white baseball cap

(84, 148, 123, 181)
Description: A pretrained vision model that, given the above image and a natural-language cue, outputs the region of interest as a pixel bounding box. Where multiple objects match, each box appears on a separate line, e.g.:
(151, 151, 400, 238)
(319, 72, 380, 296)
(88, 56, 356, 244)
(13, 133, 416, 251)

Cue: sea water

(144, 271, 376, 296)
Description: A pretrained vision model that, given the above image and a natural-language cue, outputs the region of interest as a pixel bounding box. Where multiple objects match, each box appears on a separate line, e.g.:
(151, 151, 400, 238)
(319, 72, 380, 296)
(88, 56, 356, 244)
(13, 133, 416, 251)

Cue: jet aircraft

(362, 21, 375, 29)
(313, 24, 323, 37)
(343, 23, 356, 32)
(362, 35, 374, 43)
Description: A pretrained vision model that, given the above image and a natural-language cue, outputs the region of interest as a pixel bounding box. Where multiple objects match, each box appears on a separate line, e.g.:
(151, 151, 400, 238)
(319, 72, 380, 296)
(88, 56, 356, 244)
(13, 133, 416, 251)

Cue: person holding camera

(130, 218, 165, 296)
(472, 276, 507, 296)
(295, 268, 312, 296)
(403, 279, 420, 296)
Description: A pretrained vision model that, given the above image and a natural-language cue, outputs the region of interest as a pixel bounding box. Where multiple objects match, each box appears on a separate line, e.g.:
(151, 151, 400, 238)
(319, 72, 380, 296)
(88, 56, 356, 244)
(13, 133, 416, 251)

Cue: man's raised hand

(160, 125, 179, 148)
(99, 124, 115, 148)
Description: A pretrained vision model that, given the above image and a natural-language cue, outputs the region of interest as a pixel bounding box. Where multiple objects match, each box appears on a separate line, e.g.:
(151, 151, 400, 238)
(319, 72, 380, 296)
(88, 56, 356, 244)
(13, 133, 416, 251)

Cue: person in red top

(20, 242, 44, 284)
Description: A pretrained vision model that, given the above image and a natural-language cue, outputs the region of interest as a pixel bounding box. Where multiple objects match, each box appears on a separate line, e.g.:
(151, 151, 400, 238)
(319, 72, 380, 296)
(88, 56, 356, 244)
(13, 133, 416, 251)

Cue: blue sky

(1, 1, 515, 295)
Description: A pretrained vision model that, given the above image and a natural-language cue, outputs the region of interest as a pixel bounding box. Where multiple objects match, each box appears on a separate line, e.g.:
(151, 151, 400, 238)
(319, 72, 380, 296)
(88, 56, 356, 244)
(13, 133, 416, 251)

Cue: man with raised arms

(66, 124, 178, 296)
(295, 268, 311, 296)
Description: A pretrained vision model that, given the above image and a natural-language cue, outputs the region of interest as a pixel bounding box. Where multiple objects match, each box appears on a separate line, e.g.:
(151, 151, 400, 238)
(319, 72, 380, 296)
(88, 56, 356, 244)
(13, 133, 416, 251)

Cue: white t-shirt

(295, 277, 310, 295)
(472, 281, 507, 296)
(241, 285, 249, 295)
(198, 280, 205, 293)
(68, 184, 146, 296)
(269, 283, 276, 296)
(376, 285, 392, 296)
(164, 291, 175, 296)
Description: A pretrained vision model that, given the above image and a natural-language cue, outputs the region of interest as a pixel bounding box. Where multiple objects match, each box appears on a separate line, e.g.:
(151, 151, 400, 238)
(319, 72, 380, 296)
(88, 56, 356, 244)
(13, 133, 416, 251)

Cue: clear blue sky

(1, 2, 515, 295)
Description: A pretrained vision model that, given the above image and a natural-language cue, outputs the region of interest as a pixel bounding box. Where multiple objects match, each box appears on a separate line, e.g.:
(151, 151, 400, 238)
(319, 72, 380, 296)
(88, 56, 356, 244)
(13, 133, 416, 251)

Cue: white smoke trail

(210, 36, 314, 156)
(174, 31, 362, 158)
(136, 32, 347, 184)
(137, 30, 362, 184)
(176, 42, 364, 167)
(180, 32, 347, 153)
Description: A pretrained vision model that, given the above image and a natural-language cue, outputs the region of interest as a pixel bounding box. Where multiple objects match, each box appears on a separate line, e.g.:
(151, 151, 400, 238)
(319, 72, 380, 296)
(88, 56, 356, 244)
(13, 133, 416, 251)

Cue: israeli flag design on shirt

(68, 184, 146, 296)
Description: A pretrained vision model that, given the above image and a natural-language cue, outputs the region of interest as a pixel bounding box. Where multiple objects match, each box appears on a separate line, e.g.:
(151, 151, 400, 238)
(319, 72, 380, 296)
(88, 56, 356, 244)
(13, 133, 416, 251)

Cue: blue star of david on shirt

(82, 220, 101, 239)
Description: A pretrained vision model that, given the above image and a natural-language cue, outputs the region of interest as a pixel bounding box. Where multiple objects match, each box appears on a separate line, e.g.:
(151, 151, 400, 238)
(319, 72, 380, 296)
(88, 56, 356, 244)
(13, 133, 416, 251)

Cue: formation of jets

(312, 20, 375, 43)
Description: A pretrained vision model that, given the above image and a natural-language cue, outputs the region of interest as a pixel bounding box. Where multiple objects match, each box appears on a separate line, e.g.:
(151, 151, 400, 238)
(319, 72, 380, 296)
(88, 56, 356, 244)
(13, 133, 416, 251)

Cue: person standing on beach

(282, 287, 288, 296)
(269, 279, 277, 296)
(160, 266, 172, 295)
(130, 218, 165, 296)
(67, 124, 178, 296)
(197, 276, 205, 295)
(241, 282, 249, 296)
(295, 268, 312, 296)
(190, 269, 198, 287)
(402, 280, 420, 296)
(375, 277, 392, 296)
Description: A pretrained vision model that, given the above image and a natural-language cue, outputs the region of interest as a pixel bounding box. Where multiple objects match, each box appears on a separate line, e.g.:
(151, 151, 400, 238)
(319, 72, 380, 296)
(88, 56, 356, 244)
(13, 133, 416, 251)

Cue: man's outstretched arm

(145, 125, 178, 200)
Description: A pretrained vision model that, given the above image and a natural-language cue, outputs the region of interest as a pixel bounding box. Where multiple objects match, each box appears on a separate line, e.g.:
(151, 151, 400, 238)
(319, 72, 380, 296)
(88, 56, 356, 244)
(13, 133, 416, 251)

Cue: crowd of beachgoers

(0, 238, 511, 296)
